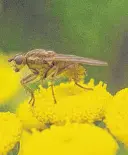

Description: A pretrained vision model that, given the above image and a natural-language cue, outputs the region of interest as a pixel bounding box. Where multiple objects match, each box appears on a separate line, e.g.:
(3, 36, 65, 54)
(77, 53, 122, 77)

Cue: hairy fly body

(8, 49, 108, 106)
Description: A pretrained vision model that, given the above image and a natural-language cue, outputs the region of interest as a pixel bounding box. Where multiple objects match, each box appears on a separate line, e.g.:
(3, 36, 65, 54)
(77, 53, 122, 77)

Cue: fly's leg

(74, 82, 93, 90)
(45, 66, 59, 104)
(20, 73, 38, 106)
(22, 84, 35, 105)
(50, 67, 59, 104)
(39, 63, 55, 86)
(57, 64, 93, 91)
(50, 81, 57, 104)
(63, 64, 93, 91)
(38, 65, 58, 104)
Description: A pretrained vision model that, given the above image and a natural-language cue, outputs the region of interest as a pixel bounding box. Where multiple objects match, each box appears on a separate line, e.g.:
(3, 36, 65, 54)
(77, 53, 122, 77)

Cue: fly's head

(8, 54, 26, 72)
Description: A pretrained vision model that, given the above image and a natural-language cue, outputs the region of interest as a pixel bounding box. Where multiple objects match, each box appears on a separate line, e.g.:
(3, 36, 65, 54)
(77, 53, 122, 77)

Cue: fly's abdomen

(61, 64, 86, 82)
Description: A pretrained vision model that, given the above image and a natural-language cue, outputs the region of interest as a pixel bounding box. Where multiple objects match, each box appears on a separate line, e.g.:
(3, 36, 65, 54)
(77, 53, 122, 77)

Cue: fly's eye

(14, 55, 24, 65)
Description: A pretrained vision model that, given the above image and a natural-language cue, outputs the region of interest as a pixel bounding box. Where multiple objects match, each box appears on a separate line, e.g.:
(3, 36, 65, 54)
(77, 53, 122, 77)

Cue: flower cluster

(0, 54, 21, 103)
(30, 79, 112, 126)
(19, 123, 118, 155)
(16, 101, 45, 130)
(105, 88, 128, 147)
(0, 112, 22, 154)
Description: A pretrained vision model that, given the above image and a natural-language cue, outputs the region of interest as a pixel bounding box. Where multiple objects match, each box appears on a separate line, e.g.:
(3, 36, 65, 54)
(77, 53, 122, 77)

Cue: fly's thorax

(27, 61, 50, 74)
(25, 49, 56, 58)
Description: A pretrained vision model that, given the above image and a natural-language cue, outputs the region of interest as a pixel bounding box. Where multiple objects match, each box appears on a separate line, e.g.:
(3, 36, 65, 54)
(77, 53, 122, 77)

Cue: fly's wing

(45, 54, 108, 66)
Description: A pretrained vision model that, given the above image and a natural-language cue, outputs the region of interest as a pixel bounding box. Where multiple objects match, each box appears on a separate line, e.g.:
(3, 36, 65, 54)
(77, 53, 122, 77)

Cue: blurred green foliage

(0, 0, 128, 91)
(0, 0, 128, 93)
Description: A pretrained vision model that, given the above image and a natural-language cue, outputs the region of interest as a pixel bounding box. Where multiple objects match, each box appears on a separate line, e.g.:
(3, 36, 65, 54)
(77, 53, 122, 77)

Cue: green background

(1, 0, 128, 93)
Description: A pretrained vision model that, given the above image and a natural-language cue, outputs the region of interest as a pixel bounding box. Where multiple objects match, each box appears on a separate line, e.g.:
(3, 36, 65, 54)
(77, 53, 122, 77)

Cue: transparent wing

(45, 54, 108, 66)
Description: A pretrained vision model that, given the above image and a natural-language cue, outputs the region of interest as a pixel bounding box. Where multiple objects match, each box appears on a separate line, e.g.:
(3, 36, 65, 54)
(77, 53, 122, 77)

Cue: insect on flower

(8, 49, 108, 106)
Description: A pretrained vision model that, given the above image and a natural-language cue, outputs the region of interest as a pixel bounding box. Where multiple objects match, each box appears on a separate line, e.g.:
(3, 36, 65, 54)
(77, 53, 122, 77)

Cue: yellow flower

(16, 102, 45, 130)
(0, 54, 21, 103)
(31, 79, 112, 125)
(18, 123, 118, 155)
(18, 130, 32, 155)
(105, 88, 128, 147)
(0, 112, 22, 154)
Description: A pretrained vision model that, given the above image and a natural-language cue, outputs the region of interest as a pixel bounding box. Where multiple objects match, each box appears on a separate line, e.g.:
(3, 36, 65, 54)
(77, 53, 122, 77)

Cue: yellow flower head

(0, 112, 22, 154)
(16, 102, 45, 130)
(105, 88, 128, 147)
(18, 130, 32, 155)
(19, 123, 118, 155)
(31, 79, 112, 126)
(0, 54, 21, 103)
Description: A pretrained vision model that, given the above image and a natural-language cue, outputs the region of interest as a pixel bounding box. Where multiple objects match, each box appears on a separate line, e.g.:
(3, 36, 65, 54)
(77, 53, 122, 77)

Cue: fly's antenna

(8, 57, 14, 62)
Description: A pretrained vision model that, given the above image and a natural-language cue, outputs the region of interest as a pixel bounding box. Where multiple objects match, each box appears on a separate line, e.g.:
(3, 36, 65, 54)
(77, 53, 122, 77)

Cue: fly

(8, 49, 108, 106)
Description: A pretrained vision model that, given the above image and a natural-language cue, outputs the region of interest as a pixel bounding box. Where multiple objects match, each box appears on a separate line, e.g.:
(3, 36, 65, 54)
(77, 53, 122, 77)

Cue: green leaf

(7, 142, 20, 155)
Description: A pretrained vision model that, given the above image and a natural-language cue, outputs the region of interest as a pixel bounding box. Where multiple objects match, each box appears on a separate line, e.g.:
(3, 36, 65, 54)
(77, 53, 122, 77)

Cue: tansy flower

(0, 112, 22, 154)
(18, 123, 118, 155)
(0, 54, 21, 103)
(30, 79, 112, 126)
(105, 88, 128, 147)
(18, 130, 32, 155)
(16, 102, 45, 130)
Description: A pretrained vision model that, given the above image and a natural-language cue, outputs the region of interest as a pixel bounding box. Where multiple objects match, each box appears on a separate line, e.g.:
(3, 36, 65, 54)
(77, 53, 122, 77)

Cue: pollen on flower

(0, 54, 21, 103)
(105, 88, 128, 147)
(18, 123, 118, 155)
(0, 112, 22, 154)
(16, 102, 45, 130)
(31, 79, 112, 126)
